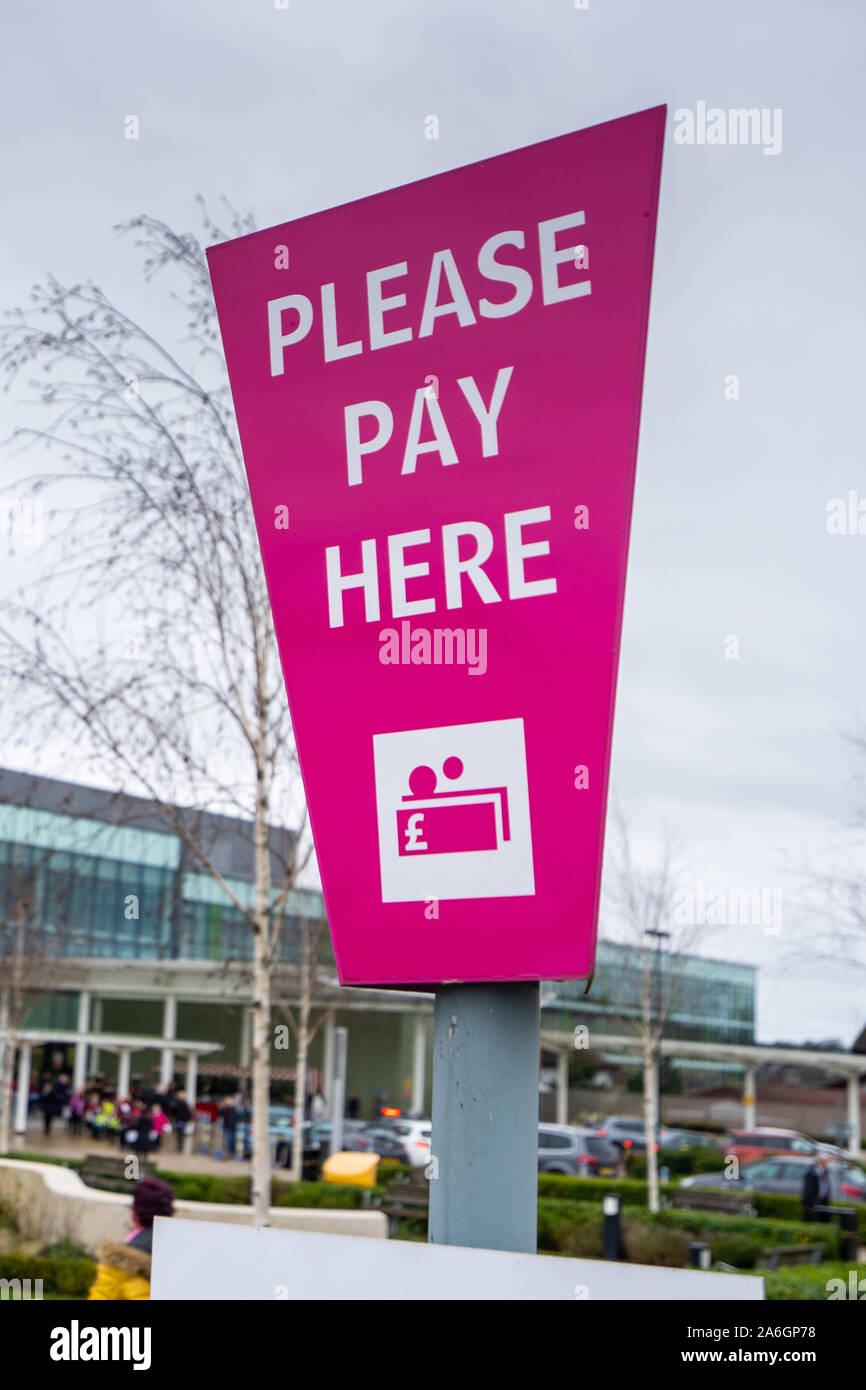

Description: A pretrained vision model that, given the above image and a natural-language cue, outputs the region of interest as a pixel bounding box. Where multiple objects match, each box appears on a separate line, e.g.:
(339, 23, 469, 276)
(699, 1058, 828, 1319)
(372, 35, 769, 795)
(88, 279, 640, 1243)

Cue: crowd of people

(36, 1073, 195, 1157)
(31, 1073, 388, 1162)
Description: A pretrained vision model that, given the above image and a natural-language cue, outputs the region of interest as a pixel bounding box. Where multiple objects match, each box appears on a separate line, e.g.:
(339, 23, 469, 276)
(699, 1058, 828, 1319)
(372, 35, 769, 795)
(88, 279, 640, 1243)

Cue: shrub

(537, 1197, 844, 1269)
(535, 1172, 866, 1242)
(622, 1224, 691, 1267)
(682, 1187, 866, 1242)
(155, 1171, 250, 1204)
(537, 1200, 602, 1256)
(537, 1174, 672, 1206)
(630, 1147, 724, 1179)
(762, 1261, 866, 1302)
(39, 1237, 93, 1261)
(0, 1253, 95, 1297)
(273, 1181, 382, 1209)
(646, 1208, 842, 1267)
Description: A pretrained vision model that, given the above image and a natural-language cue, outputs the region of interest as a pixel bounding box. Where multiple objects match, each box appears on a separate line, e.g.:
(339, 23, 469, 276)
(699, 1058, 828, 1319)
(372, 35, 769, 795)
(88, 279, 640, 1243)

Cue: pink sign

(207, 105, 665, 986)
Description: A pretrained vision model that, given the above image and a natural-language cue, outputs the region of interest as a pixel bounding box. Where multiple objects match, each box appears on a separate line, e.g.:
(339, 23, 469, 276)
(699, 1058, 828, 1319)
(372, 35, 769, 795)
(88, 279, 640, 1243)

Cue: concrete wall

(0, 1160, 387, 1251)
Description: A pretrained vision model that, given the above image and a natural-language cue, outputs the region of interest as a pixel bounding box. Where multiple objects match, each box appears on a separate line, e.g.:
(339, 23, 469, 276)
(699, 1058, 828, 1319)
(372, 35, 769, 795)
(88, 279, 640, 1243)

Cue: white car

(365, 1117, 432, 1170)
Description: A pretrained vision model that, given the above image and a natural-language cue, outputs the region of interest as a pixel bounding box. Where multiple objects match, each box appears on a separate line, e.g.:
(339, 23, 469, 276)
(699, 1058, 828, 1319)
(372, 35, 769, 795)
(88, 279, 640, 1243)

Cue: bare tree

(272, 901, 334, 1181)
(603, 805, 698, 1212)
(0, 203, 314, 1221)
(787, 731, 866, 979)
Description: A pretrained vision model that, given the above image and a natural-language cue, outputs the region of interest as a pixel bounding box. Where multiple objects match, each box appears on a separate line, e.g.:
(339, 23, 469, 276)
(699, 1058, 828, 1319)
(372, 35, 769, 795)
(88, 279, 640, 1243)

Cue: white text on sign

(325, 507, 556, 628)
(266, 211, 591, 372)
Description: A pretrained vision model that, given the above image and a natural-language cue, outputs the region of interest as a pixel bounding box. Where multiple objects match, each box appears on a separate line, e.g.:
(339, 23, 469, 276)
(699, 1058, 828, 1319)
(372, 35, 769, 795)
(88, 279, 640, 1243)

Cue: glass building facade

(0, 787, 324, 965)
(543, 939, 756, 1088)
(0, 769, 757, 1104)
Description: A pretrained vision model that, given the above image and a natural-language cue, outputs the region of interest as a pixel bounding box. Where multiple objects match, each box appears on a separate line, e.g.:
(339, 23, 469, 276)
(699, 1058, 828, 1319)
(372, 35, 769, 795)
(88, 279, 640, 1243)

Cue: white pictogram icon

(405, 813, 428, 851)
(373, 718, 535, 904)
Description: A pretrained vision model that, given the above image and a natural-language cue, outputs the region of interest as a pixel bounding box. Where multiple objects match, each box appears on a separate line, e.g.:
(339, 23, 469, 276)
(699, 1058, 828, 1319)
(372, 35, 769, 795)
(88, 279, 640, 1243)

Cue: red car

(726, 1128, 817, 1166)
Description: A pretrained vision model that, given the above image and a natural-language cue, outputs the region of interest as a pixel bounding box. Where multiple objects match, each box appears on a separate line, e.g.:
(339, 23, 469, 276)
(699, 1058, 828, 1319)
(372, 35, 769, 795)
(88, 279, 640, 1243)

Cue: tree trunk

(289, 934, 310, 1184)
(0, 991, 11, 1154)
(250, 764, 273, 1225)
(643, 1036, 660, 1213)
(251, 935, 272, 1223)
(0, 1053, 11, 1156)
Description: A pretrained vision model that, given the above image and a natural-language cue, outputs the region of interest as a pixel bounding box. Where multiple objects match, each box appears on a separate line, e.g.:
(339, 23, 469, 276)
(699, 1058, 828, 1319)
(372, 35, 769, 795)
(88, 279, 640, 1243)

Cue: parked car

(308, 1120, 373, 1157)
(362, 1118, 432, 1169)
(837, 1163, 866, 1202)
(273, 1120, 319, 1168)
(268, 1105, 295, 1138)
(538, 1124, 623, 1176)
(680, 1154, 866, 1202)
(726, 1128, 818, 1166)
(658, 1128, 723, 1153)
(595, 1116, 657, 1153)
(815, 1142, 845, 1158)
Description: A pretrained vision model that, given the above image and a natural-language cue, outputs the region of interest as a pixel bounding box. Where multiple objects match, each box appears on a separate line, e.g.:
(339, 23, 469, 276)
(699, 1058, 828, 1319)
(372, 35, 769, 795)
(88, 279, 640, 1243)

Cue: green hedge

(671, 1186, 866, 1242)
(644, 1208, 843, 1268)
(0, 1253, 95, 1297)
(537, 1199, 845, 1269)
(273, 1181, 384, 1209)
(152, 1172, 383, 1209)
(536, 1172, 866, 1240)
(155, 1171, 251, 1204)
(629, 1147, 725, 1178)
(762, 1261, 866, 1302)
(538, 1173, 672, 1205)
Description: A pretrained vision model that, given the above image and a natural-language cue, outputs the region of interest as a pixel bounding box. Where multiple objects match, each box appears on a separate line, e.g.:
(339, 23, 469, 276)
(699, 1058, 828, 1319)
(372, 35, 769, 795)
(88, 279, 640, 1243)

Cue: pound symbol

(405, 812, 428, 851)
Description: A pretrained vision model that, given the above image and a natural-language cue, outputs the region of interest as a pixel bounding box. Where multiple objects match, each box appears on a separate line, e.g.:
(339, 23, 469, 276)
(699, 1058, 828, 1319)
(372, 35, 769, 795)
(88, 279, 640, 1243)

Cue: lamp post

(644, 929, 670, 1139)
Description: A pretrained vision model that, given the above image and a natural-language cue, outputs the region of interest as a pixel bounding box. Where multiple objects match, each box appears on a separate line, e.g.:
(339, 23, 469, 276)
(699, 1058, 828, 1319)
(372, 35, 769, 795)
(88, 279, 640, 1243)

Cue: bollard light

(602, 1194, 622, 1260)
(689, 1241, 711, 1270)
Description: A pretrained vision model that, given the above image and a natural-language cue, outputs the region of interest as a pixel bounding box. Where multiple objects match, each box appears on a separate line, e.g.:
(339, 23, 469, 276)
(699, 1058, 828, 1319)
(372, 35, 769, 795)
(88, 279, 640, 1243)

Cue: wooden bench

(673, 1187, 757, 1217)
(80, 1153, 158, 1193)
(757, 1244, 825, 1270)
(380, 1176, 430, 1236)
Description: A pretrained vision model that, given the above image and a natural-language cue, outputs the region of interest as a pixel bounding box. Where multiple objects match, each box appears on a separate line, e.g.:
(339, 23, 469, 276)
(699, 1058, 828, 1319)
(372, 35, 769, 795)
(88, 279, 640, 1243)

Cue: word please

(268, 210, 591, 370)
(326, 506, 555, 628)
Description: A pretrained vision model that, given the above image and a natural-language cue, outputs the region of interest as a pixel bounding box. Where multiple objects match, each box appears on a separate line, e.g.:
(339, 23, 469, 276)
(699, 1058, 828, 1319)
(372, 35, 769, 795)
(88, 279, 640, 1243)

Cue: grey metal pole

(331, 1027, 347, 1156)
(428, 982, 539, 1253)
(655, 939, 662, 1128)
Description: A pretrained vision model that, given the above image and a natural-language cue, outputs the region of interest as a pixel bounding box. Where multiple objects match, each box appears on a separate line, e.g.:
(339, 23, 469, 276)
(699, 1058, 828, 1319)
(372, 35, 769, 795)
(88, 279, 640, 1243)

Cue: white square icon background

(373, 717, 535, 904)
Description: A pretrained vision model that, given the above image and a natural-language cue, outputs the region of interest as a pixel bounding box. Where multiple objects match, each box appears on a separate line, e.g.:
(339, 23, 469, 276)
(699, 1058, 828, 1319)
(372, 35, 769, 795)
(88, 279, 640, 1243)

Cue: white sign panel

(151, 1218, 764, 1301)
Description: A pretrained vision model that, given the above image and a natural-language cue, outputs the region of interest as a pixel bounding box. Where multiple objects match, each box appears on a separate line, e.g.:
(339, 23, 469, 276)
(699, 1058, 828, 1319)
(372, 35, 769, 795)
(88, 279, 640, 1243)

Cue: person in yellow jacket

(88, 1177, 175, 1300)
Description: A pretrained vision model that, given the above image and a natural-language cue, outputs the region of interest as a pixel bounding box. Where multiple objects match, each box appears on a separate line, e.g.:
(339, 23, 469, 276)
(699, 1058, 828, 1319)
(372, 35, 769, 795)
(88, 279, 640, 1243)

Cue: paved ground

(4, 1124, 256, 1176)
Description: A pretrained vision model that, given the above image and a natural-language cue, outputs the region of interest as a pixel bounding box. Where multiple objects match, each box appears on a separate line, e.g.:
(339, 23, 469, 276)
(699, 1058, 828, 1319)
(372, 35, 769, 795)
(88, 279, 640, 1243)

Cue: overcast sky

(1, 0, 863, 1044)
